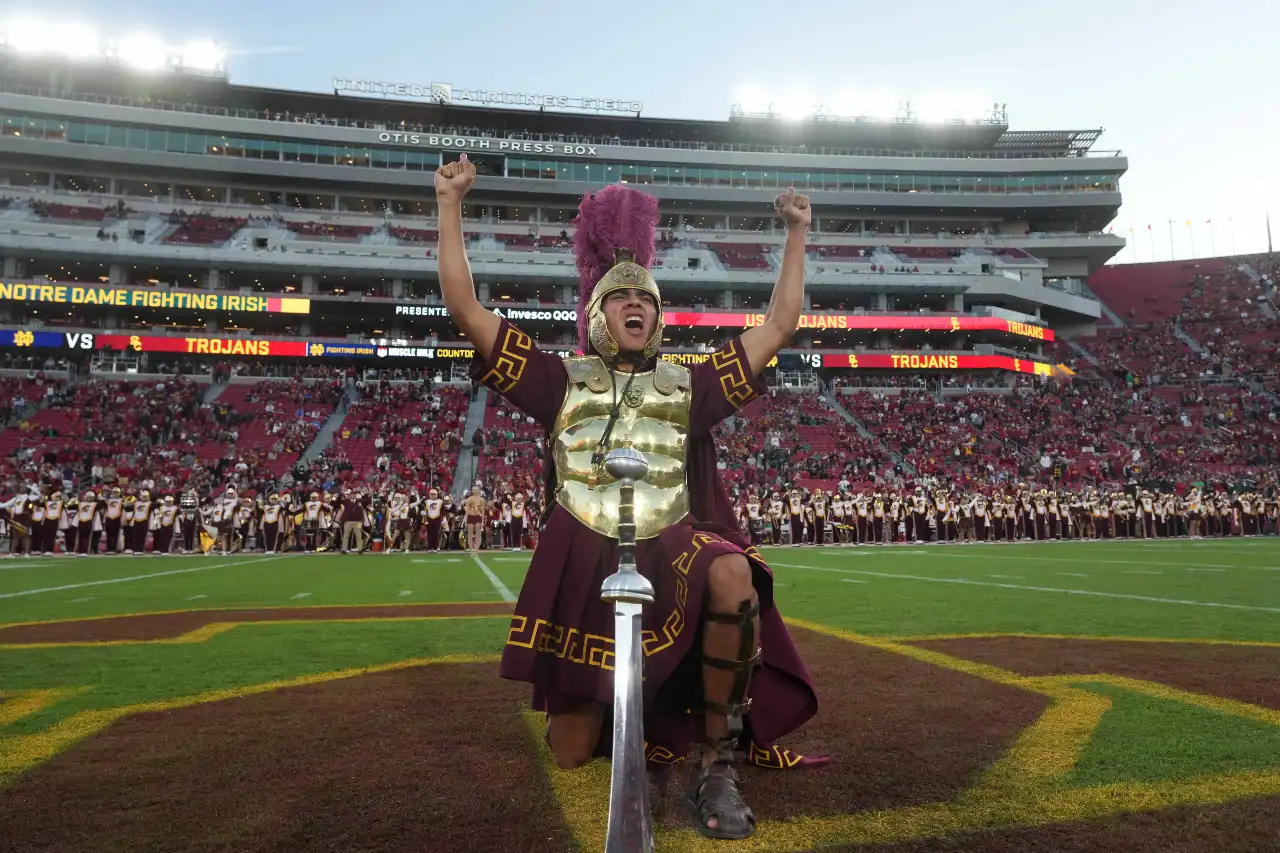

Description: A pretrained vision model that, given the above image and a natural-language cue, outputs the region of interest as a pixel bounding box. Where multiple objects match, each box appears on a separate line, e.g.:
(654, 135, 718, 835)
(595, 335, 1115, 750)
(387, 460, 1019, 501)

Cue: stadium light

(734, 85, 772, 114)
(914, 91, 992, 124)
(776, 88, 816, 122)
(827, 89, 899, 121)
(116, 32, 167, 71)
(55, 23, 100, 60)
(180, 40, 225, 72)
(4, 17, 55, 54)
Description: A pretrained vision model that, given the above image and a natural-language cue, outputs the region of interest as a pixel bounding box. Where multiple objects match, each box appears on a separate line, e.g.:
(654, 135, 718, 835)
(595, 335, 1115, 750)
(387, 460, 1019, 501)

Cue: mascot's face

(602, 288, 658, 355)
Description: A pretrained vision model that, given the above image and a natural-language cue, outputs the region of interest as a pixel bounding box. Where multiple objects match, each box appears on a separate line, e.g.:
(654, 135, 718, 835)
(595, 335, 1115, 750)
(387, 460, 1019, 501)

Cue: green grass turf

(0, 552, 506, 623)
(1, 538, 1278, 815)
(1, 617, 508, 736)
(1060, 682, 1280, 787)
(1, 541, 1278, 641)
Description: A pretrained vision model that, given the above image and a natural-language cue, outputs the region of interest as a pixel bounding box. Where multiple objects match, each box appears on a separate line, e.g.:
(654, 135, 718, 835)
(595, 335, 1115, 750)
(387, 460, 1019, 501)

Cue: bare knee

(707, 554, 755, 606)
(548, 705, 603, 771)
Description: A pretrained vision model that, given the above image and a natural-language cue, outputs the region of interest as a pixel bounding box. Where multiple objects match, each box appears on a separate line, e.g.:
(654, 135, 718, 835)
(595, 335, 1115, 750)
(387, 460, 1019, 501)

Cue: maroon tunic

(472, 320, 818, 765)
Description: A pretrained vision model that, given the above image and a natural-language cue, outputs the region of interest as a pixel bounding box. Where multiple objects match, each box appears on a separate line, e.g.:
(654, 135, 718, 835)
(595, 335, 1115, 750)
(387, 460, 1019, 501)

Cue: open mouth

(624, 315, 644, 331)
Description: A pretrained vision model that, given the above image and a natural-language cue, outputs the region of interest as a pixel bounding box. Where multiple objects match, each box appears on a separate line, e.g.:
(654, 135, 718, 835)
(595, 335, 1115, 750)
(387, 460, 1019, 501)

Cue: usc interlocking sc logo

(847, 354, 860, 368)
(950, 316, 961, 332)
(129, 335, 143, 351)
(13, 330, 34, 347)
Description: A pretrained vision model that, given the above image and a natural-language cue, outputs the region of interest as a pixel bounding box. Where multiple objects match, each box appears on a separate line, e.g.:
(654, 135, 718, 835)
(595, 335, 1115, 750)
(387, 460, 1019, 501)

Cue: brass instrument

(599, 446, 655, 853)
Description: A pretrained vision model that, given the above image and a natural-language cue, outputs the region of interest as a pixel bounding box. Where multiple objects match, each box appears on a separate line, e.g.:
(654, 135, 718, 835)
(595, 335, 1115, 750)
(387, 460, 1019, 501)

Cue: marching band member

(871, 492, 886, 544)
(261, 494, 283, 553)
(423, 488, 446, 550)
(787, 488, 805, 546)
(829, 491, 846, 544)
(808, 488, 828, 545)
(43, 490, 64, 556)
(131, 490, 153, 555)
(77, 490, 100, 556)
(62, 492, 80, 554)
(154, 496, 178, 554)
(510, 489, 528, 550)
(29, 491, 46, 556)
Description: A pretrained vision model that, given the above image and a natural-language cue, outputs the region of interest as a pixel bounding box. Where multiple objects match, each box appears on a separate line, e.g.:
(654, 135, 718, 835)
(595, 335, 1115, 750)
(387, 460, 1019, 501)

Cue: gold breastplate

(553, 357, 692, 540)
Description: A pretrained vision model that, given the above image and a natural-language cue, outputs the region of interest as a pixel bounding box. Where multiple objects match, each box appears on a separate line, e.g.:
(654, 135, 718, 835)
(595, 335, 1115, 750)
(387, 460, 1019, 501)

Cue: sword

(600, 446, 655, 853)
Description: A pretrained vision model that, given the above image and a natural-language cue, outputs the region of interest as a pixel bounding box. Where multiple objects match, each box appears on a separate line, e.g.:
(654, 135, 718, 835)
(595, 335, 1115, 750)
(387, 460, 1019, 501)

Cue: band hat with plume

(572, 184, 663, 358)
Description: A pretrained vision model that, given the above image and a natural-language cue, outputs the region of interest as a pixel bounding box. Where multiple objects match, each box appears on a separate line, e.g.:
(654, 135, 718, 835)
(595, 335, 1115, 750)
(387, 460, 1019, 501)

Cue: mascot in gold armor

(434, 153, 821, 840)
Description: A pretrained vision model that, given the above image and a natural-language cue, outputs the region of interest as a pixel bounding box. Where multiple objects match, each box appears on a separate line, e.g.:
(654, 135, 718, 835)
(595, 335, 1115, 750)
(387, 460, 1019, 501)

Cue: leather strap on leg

(702, 598, 761, 736)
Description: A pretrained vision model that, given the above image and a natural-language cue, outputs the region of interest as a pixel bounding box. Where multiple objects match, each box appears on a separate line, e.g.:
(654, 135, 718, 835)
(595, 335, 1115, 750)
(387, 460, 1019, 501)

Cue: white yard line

(471, 554, 516, 603)
(781, 563, 1280, 613)
(0, 560, 64, 571)
(989, 574, 1023, 579)
(290, 592, 312, 600)
(1056, 572, 1091, 577)
(0, 555, 284, 600)
(69, 596, 95, 603)
(186, 594, 208, 600)
(840, 578, 869, 584)
(1122, 570, 1163, 575)
(1184, 567, 1227, 573)
(929, 552, 1259, 571)
(398, 590, 413, 597)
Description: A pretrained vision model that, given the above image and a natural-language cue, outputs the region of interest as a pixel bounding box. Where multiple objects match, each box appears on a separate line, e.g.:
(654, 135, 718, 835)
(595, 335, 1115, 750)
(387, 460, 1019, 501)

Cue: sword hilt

(600, 446, 655, 605)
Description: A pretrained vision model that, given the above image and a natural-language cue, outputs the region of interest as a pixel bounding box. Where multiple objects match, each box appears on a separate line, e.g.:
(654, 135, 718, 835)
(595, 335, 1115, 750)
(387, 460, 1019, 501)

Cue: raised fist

(435, 153, 477, 202)
(774, 186, 812, 231)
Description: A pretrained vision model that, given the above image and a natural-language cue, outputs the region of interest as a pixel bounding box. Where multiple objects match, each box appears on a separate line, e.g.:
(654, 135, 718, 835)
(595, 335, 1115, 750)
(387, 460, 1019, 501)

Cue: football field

(1, 539, 1278, 851)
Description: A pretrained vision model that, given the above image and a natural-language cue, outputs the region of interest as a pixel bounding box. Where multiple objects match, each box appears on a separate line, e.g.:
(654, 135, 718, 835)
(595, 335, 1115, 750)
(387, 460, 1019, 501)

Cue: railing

(0, 84, 1124, 161)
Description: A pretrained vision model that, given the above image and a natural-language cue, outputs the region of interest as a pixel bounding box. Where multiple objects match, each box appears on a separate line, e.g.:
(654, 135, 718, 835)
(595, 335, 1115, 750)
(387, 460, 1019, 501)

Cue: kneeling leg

(688, 553, 761, 840)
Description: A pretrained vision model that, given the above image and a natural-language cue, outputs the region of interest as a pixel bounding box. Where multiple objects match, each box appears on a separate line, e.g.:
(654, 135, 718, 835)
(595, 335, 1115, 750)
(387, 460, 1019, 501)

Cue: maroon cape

(472, 320, 819, 765)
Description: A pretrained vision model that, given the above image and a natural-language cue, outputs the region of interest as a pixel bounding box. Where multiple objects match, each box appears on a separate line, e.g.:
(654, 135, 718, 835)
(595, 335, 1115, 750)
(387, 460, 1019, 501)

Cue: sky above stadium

(19, 0, 1280, 261)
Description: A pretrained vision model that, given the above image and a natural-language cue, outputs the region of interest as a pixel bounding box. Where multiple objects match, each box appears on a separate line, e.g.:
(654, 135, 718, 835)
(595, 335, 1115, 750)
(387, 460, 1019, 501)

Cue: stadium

(0, 19, 1278, 853)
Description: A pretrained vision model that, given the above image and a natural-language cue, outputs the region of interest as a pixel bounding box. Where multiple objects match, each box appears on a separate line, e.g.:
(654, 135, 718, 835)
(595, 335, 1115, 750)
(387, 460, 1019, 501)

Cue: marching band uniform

(787, 489, 804, 545)
(62, 495, 79, 554)
(510, 491, 527, 549)
(808, 489, 828, 545)
(77, 491, 100, 555)
(154, 497, 178, 554)
(131, 492, 153, 554)
(43, 492, 64, 555)
(423, 489, 445, 550)
(29, 495, 46, 555)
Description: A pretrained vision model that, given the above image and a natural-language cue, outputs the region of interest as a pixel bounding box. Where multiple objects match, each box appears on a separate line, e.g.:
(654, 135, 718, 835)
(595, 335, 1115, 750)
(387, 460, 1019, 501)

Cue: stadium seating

(163, 212, 248, 246)
(285, 220, 374, 241)
(322, 383, 467, 488)
(474, 396, 544, 490)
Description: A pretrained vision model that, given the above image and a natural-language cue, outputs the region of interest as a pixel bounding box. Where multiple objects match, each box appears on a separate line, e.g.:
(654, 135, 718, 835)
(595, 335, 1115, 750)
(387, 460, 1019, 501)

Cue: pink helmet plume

(572, 184, 659, 352)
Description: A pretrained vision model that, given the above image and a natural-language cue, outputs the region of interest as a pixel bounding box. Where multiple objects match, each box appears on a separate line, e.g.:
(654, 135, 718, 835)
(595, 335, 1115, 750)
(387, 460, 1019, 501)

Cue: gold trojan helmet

(583, 250, 664, 360)
(574, 184, 663, 361)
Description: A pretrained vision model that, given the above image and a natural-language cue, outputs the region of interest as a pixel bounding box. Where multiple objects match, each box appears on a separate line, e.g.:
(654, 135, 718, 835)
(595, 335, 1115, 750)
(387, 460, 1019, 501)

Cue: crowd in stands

(316, 381, 468, 493)
(471, 396, 544, 495)
(3, 252, 1279, 516)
